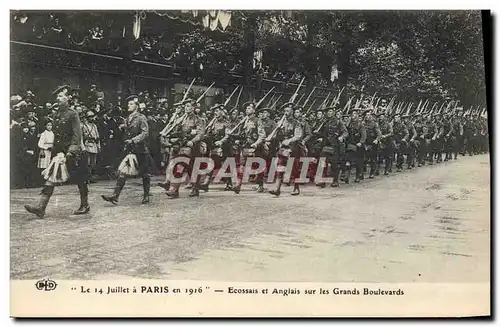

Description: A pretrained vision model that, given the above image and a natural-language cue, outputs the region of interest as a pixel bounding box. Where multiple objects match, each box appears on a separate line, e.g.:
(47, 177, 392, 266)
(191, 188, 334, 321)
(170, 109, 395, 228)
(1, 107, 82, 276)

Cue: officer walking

(101, 95, 151, 205)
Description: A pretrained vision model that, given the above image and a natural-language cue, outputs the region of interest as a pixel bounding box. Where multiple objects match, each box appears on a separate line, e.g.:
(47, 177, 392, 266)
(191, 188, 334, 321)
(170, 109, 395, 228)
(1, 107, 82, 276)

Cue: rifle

(196, 82, 215, 104)
(206, 86, 240, 131)
(181, 78, 196, 102)
(331, 86, 346, 107)
(289, 77, 306, 103)
(255, 86, 276, 109)
(302, 86, 316, 108)
(265, 78, 306, 143)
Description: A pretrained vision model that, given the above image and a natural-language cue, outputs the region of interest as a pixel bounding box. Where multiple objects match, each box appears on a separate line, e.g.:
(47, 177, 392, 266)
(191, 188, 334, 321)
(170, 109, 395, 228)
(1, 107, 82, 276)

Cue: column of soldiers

(24, 83, 489, 219)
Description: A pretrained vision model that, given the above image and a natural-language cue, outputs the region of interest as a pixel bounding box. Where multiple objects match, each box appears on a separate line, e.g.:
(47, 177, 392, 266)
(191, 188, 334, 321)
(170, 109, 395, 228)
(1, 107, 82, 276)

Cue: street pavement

(10, 154, 490, 282)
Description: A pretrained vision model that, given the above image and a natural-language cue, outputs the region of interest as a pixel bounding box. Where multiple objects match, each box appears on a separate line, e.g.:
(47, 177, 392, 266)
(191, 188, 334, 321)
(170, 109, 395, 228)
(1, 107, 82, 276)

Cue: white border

(2, 1, 497, 325)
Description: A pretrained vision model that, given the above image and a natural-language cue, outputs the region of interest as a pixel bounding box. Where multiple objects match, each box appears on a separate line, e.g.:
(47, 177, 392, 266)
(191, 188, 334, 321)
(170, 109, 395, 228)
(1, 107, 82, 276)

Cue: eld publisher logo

(35, 279, 57, 291)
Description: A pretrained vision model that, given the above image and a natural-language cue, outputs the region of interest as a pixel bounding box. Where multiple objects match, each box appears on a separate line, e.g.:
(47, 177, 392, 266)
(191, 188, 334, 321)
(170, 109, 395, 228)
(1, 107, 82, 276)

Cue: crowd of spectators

(10, 86, 177, 189)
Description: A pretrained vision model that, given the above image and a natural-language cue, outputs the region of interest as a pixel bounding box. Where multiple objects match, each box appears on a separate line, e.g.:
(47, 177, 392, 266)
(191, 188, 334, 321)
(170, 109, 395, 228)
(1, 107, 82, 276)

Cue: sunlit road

(10, 155, 490, 282)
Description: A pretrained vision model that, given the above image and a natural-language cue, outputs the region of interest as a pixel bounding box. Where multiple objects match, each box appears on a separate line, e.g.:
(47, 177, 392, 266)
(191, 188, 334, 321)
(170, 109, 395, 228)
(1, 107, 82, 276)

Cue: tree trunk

(243, 13, 257, 97)
(304, 15, 319, 94)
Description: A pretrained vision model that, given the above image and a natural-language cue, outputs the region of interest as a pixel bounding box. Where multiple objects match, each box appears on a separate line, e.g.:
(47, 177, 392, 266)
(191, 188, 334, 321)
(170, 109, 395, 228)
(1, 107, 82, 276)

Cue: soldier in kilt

(230, 101, 267, 194)
(201, 103, 233, 191)
(24, 85, 90, 218)
(164, 99, 206, 198)
(259, 107, 276, 186)
(315, 106, 348, 188)
(101, 95, 152, 205)
(268, 102, 305, 196)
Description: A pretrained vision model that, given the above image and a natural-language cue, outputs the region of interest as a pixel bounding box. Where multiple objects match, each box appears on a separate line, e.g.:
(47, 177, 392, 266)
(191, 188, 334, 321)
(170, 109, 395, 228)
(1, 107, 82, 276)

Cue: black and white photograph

(8, 9, 491, 317)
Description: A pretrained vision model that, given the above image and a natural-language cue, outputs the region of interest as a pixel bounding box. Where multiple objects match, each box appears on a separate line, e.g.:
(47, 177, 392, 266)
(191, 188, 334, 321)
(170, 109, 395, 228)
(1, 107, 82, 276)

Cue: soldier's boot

(331, 168, 340, 187)
(166, 183, 180, 198)
(157, 180, 170, 191)
(74, 183, 90, 215)
(406, 155, 413, 170)
(224, 178, 233, 191)
(141, 177, 150, 204)
(185, 182, 194, 189)
(101, 177, 126, 205)
(24, 185, 54, 219)
(189, 175, 202, 197)
(291, 183, 300, 196)
(384, 160, 390, 176)
(369, 162, 376, 179)
(269, 176, 283, 196)
(374, 160, 381, 176)
(344, 164, 351, 184)
(199, 173, 212, 192)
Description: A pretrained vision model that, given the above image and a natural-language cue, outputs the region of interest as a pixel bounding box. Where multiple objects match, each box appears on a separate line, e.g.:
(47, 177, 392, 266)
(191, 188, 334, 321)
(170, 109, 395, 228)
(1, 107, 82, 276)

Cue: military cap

(324, 106, 338, 112)
(184, 98, 196, 105)
(361, 109, 373, 116)
(125, 94, 140, 103)
(350, 108, 363, 114)
(376, 109, 388, 117)
(86, 110, 95, 118)
(278, 102, 294, 110)
(210, 103, 224, 111)
(242, 101, 256, 110)
(173, 99, 186, 107)
(52, 85, 72, 95)
(27, 120, 36, 127)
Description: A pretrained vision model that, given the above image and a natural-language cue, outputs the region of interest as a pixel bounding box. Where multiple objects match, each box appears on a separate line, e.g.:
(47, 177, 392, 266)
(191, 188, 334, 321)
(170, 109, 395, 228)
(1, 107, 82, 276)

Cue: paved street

(10, 155, 490, 282)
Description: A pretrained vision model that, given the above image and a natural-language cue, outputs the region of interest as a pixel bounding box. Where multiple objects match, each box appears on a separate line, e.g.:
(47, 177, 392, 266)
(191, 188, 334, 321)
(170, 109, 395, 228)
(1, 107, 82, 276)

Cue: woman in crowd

(37, 121, 54, 170)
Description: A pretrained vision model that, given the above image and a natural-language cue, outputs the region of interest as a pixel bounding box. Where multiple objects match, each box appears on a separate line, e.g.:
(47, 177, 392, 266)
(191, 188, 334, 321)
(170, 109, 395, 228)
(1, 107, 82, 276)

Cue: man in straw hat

(24, 85, 91, 218)
(101, 94, 152, 205)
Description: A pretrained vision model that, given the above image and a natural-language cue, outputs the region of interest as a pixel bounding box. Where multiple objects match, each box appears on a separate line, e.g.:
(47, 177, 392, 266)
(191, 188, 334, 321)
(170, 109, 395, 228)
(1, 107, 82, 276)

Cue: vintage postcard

(9, 9, 490, 317)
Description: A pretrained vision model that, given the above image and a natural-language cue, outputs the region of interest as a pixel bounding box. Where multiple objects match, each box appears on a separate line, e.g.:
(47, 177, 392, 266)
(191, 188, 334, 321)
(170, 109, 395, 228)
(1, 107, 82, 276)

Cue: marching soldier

(165, 99, 206, 198)
(363, 109, 382, 178)
(315, 106, 348, 187)
(269, 102, 304, 196)
(442, 112, 455, 161)
(25, 85, 90, 218)
(259, 107, 276, 184)
(230, 101, 266, 194)
(413, 113, 428, 167)
(345, 109, 366, 183)
(392, 112, 409, 172)
(402, 113, 417, 169)
(202, 103, 233, 191)
(101, 95, 151, 205)
(451, 108, 464, 159)
(376, 109, 394, 175)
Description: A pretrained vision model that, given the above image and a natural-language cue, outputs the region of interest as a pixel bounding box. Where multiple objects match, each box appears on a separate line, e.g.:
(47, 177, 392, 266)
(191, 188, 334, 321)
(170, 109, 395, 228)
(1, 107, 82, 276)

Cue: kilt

(320, 143, 341, 164)
(117, 151, 152, 178)
(276, 144, 306, 179)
